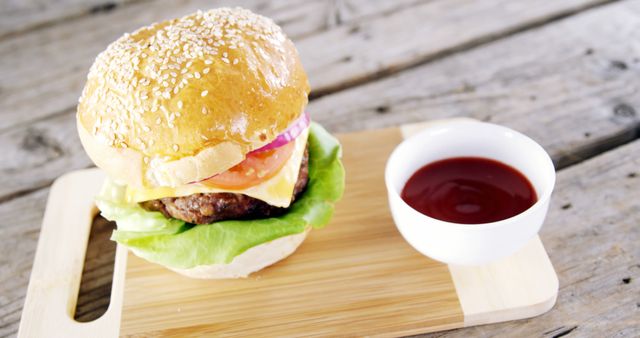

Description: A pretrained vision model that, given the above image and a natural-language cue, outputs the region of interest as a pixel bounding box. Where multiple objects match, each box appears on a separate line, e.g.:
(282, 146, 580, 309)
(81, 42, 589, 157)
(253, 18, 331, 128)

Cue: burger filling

(96, 122, 344, 269)
(140, 145, 309, 224)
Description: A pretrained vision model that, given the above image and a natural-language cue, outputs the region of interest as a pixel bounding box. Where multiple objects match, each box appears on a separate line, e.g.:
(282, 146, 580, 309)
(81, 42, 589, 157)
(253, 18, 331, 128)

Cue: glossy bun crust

(77, 8, 309, 187)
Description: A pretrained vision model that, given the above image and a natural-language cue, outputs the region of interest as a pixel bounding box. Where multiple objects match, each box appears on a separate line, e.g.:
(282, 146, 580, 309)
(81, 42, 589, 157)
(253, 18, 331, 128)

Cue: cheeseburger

(76, 8, 344, 279)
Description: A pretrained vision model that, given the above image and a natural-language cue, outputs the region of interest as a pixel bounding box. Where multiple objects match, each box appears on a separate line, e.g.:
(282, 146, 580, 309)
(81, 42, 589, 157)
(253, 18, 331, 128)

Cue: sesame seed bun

(77, 8, 310, 188)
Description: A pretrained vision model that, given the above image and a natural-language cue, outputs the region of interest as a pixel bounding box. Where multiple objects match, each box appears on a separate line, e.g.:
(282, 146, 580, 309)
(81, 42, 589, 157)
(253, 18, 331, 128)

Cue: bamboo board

(19, 120, 558, 337)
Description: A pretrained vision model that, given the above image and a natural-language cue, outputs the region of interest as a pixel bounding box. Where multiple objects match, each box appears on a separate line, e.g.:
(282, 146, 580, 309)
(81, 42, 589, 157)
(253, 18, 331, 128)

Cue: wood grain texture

(118, 128, 460, 337)
(0, 189, 49, 338)
(0, 0, 425, 131)
(2, 1, 639, 336)
(309, 0, 640, 169)
(450, 237, 557, 327)
(424, 139, 640, 338)
(0, 0, 141, 39)
(17, 169, 128, 338)
(4, 0, 639, 204)
(18, 124, 559, 337)
(301, 0, 612, 96)
(0, 0, 607, 132)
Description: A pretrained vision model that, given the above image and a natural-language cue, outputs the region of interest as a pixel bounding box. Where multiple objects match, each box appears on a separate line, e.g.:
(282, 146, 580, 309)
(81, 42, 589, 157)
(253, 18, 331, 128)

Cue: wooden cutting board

(19, 119, 558, 337)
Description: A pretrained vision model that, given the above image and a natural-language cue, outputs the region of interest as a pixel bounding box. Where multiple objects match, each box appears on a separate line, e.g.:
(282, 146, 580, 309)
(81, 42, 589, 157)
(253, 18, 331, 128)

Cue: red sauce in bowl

(401, 157, 537, 224)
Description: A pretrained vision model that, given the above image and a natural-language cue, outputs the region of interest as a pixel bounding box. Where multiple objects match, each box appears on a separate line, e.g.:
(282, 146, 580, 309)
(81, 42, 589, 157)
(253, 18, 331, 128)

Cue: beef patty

(140, 145, 309, 224)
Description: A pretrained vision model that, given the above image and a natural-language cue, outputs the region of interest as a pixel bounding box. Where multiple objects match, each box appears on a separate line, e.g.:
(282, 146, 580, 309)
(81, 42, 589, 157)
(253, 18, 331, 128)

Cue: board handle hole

(74, 214, 116, 322)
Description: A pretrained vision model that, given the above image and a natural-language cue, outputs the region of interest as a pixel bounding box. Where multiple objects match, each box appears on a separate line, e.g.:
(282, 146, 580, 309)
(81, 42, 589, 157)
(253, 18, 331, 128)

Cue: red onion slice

(189, 112, 311, 184)
(249, 112, 310, 154)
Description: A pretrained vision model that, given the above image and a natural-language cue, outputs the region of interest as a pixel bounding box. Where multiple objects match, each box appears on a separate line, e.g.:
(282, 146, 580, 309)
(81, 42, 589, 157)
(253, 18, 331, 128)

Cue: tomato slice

(201, 141, 296, 190)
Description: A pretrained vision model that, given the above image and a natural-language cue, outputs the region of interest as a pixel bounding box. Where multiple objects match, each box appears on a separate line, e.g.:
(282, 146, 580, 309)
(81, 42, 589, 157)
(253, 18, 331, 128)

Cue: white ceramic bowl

(385, 120, 556, 265)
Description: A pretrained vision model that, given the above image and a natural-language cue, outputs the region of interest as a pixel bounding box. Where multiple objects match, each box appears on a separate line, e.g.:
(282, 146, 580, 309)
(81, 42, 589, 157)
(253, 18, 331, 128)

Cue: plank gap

(0, 183, 52, 204)
(308, 0, 622, 100)
(555, 121, 640, 170)
(0, 0, 151, 42)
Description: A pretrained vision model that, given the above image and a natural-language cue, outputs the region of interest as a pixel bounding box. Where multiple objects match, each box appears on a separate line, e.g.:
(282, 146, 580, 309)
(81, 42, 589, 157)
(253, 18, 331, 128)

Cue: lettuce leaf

(96, 122, 345, 269)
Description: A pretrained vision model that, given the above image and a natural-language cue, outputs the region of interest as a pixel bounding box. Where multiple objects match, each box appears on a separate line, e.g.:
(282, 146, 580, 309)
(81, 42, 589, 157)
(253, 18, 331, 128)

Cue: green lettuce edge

(96, 122, 345, 269)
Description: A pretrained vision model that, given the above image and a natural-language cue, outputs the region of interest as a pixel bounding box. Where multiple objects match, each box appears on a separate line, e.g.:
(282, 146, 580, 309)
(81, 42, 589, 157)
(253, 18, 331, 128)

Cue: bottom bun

(167, 229, 310, 279)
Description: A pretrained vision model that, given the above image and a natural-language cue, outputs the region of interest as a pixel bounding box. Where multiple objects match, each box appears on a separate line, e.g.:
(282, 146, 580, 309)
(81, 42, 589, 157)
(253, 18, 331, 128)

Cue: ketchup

(401, 157, 537, 224)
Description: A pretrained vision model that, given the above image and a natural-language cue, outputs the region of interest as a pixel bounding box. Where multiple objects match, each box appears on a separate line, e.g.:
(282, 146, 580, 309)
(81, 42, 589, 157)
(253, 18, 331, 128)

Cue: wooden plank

(0, 188, 49, 338)
(90, 129, 461, 337)
(0, 0, 607, 130)
(309, 0, 640, 169)
(1, 1, 638, 336)
(425, 139, 640, 337)
(4, 128, 639, 336)
(0, 112, 91, 201)
(0, 0, 139, 39)
(2, 1, 639, 202)
(0, 0, 425, 131)
(17, 123, 555, 336)
(16, 170, 128, 338)
(301, 0, 612, 96)
(0, 189, 118, 337)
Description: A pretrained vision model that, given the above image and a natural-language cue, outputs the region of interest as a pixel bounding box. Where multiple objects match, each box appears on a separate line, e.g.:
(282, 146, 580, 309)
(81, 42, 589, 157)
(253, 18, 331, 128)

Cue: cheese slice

(125, 127, 309, 208)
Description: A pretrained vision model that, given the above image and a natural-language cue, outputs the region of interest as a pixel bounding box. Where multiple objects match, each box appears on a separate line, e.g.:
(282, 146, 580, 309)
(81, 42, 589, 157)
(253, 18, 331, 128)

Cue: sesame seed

(177, 101, 183, 109)
(173, 144, 179, 152)
(80, 7, 288, 149)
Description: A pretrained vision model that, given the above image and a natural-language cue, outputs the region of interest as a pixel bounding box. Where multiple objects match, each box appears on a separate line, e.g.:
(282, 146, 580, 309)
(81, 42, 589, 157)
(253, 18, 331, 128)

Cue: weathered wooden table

(1, 0, 639, 337)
